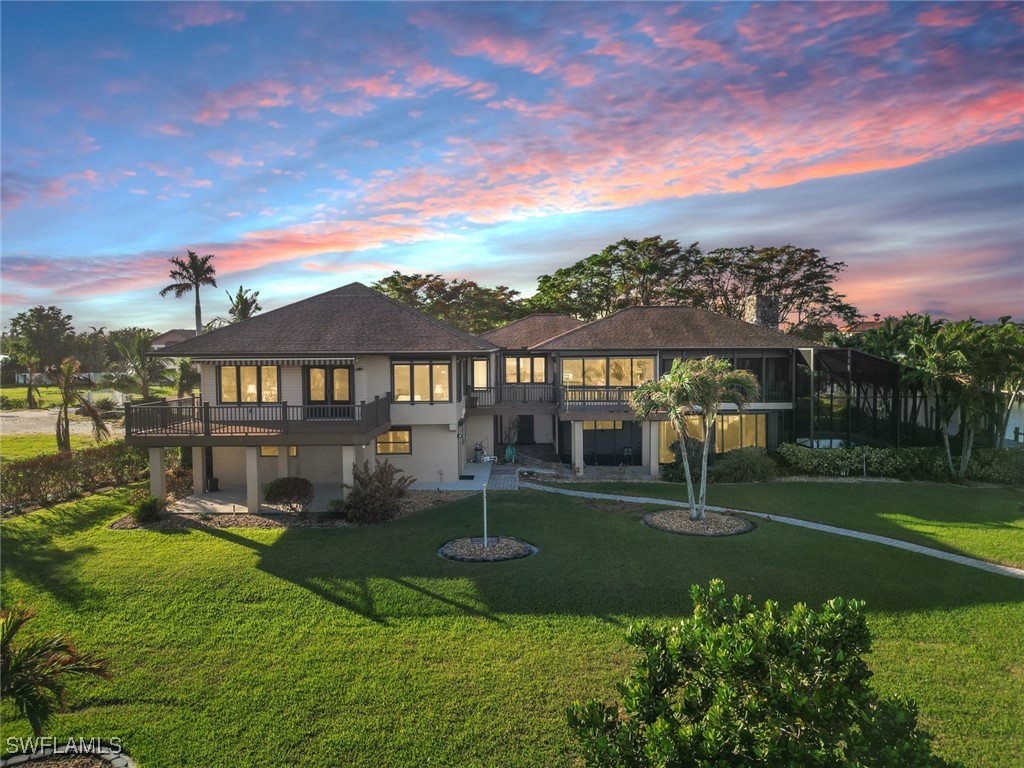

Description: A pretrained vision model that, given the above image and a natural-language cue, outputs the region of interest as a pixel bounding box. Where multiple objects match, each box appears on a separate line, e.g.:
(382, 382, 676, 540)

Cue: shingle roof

(158, 283, 497, 357)
(480, 314, 584, 349)
(152, 329, 196, 347)
(532, 306, 801, 351)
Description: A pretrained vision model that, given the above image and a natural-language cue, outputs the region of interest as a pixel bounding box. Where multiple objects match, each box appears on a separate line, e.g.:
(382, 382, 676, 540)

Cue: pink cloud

(916, 7, 977, 28)
(166, 3, 246, 32)
(192, 80, 294, 125)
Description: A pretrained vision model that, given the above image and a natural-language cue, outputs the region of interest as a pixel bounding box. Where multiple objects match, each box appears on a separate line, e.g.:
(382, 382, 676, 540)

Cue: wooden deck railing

(125, 395, 391, 438)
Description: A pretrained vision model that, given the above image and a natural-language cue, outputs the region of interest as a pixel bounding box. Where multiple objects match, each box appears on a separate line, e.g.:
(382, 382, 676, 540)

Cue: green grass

(2, 486, 1022, 767)
(1, 384, 183, 406)
(555, 480, 1024, 569)
(0, 433, 110, 462)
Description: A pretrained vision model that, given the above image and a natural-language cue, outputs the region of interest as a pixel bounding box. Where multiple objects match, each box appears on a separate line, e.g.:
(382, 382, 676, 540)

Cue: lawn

(552, 480, 1024, 569)
(2, 485, 1022, 768)
(0, 433, 111, 462)
(0, 384, 182, 407)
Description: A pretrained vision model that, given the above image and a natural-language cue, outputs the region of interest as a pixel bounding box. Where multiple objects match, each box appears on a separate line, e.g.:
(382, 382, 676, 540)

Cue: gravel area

(108, 490, 474, 530)
(438, 536, 537, 562)
(642, 509, 754, 536)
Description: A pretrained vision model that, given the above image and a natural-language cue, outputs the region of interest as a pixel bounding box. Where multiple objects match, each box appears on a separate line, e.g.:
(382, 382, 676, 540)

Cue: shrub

(0, 395, 27, 410)
(661, 437, 704, 484)
(94, 396, 117, 411)
(342, 460, 415, 524)
(965, 449, 1024, 485)
(0, 441, 148, 514)
(710, 447, 778, 483)
(263, 476, 315, 514)
(131, 494, 163, 523)
(568, 580, 954, 768)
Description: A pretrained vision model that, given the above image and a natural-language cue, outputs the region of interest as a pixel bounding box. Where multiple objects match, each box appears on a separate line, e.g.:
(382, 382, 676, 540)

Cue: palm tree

(174, 358, 201, 398)
(1, 603, 110, 736)
(44, 357, 110, 453)
(160, 250, 217, 335)
(227, 285, 262, 323)
(631, 357, 760, 521)
(105, 330, 171, 399)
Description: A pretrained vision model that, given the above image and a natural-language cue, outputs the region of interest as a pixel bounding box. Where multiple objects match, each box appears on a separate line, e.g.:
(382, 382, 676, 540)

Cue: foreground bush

(263, 476, 315, 514)
(777, 443, 1022, 484)
(0, 441, 149, 514)
(342, 460, 414, 524)
(710, 447, 778, 483)
(568, 580, 954, 768)
(131, 494, 163, 523)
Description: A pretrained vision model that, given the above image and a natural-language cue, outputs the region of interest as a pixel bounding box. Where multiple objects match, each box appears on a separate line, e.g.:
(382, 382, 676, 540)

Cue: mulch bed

(108, 491, 474, 530)
(438, 536, 537, 562)
(642, 509, 755, 536)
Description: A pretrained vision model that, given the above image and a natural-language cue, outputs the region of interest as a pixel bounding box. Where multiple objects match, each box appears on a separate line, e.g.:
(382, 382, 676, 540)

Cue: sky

(1, 1, 1022, 333)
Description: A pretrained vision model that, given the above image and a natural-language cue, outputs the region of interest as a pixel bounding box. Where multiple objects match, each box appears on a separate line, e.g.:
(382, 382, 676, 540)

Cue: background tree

(45, 357, 110, 453)
(69, 326, 109, 373)
(173, 358, 201, 398)
(227, 285, 262, 323)
(105, 330, 170, 399)
(6, 306, 74, 409)
(372, 272, 524, 334)
(159, 250, 217, 335)
(1, 603, 111, 737)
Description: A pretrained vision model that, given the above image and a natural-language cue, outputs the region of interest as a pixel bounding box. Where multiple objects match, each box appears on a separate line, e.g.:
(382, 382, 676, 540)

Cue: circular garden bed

(642, 509, 754, 537)
(438, 536, 537, 562)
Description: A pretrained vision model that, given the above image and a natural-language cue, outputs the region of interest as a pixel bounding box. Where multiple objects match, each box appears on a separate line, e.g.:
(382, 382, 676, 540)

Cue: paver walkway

(520, 481, 1024, 580)
(487, 466, 520, 491)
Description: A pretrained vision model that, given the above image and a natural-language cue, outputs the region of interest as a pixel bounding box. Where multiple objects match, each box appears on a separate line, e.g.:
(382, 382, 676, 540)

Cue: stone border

(438, 536, 538, 562)
(1, 744, 135, 768)
(642, 509, 755, 537)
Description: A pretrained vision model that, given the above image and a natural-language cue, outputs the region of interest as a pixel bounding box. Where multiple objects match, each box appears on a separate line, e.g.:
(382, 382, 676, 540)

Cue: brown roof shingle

(480, 314, 584, 349)
(159, 283, 497, 357)
(532, 306, 802, 351)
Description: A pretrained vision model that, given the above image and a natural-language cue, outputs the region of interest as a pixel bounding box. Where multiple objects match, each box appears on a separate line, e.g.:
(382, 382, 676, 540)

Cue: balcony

(125, 395, 391, 446)
(467, 384, 558, 408)
(560, 387, 636, 413)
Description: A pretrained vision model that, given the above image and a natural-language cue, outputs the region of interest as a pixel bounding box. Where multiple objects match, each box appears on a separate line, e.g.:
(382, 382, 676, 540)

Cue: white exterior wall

(374, 424, 460, 486)
(464, 414, 495, 461)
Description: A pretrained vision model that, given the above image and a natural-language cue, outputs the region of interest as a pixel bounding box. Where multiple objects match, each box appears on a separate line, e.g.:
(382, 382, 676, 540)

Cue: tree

(105, 330, 170, 399)
(159, 250, 217, 335)
(173, 358, 201, 398)
(45, 357, 110, 453)
(227, 285, 262, 323)
(6, 306, 74, 409)
(568, 580, 954, 768)
(631, 357, 759, 520)
(1, 603, 110, 737)
(372, 272, 524, 334)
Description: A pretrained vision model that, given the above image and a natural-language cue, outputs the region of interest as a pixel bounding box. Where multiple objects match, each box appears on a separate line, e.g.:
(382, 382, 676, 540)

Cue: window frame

(259, 446, 298, 458)
(377, 427, 412, 455)
(390, 359, 452, 404)
(561, 356, 656, 388)
(504, 355, 547, 384)
(471, 357, 489, 391)
(305, 365, 354, 405)
(217, 364, 280, 404)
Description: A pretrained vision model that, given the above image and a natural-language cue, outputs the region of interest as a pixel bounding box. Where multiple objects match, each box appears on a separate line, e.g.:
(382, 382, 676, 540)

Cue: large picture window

(377, 428, 412, 455)
(306, 366, 352, 404)
(562, 357, 655, 387)
(392, 361, 451, 403)
(219, 365, 279, 403)
(504, 355, 546, 384)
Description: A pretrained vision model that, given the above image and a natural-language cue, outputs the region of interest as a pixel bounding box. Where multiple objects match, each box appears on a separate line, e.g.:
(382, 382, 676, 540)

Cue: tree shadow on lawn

(0, 493, 129, 609)
(190, 491, 1024, 624)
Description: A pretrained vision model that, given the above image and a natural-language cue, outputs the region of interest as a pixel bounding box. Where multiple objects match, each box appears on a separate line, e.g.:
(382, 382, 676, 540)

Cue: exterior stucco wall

(373, 424, 460, 486)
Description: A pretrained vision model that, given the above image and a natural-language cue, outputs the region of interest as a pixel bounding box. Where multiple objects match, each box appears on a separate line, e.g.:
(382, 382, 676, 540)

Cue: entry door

(516, 415, 535, 444)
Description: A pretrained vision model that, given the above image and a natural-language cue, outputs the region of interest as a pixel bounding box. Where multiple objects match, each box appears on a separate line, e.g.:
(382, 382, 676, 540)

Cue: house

(151, 328, 197, 349)
(126, 282, 899, 511)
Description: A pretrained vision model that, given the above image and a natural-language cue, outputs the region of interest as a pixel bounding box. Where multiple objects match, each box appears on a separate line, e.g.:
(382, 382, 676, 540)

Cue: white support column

(571, 421, 585, 474)
(648, 422, 661, 477)
(192, 446, 206, 496)
(245, 446, 260, 514)
(340, 445, 355, 499)
(149, 447, 166, 500)
(276, 448, 290, 481)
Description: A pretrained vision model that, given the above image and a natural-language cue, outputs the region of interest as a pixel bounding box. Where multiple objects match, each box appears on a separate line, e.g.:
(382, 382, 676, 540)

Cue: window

(471, 358, 489, 390)
(562, 358, 583, 386)
(504, 355, 546, 384)
(306, 366, 352, 404)
(582, 421, 623, 430)
(377, 428, 411, 455)
(219, 365, 279, 403)
(260, 446, 297, 458)
(392, 361, 451, 403)
(657, 413, 767, 462)
(562, 357, 655, 388)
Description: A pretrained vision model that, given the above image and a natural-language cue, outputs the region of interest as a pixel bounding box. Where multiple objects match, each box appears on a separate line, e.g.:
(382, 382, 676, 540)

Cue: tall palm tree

(1, 603, 110, 737)
(160, 250, 217, 335)
(174, 358, 201, 398)
(631, 357, 760, 521)
(45, 357, 109, 453)
(105, 330, 170, 399)
(227, 285, 262, 323)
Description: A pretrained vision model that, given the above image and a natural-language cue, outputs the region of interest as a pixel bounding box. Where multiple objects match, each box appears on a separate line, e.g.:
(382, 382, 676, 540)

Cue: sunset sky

(2, 1, 1022, 333)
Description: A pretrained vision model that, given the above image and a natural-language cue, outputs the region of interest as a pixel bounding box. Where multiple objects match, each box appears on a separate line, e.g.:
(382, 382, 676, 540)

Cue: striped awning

(195, 357, 356, 366)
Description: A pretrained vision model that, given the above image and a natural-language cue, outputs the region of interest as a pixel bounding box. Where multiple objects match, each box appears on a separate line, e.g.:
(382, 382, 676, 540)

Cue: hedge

(776, 442, 1024, 484)
(0, 441, 149, 513)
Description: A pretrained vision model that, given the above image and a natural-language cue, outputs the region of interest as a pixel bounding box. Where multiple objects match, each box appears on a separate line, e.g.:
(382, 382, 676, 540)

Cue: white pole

(483, 482, 488, 548)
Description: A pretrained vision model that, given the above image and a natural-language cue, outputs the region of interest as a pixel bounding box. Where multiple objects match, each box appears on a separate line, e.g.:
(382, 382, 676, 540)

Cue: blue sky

(2, 1, 1022, 332)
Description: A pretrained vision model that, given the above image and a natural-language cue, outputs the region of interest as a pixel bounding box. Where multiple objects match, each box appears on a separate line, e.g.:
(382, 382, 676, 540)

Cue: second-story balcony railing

(467, 383, 558, 407)
(560, 387, 636, 412)
(125, 395, 391, 439)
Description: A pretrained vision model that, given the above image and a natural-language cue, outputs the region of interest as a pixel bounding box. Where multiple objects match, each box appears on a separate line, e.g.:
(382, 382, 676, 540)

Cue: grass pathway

(521, 481, 1024, 580)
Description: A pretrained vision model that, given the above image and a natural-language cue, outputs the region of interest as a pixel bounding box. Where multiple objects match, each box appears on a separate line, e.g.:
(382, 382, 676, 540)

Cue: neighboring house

(151, 329, 197, 349)
(126, 282, 899, 511)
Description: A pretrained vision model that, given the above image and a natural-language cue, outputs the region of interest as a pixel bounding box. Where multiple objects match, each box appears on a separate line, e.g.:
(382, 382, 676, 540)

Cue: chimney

(742, 294, 779, 330)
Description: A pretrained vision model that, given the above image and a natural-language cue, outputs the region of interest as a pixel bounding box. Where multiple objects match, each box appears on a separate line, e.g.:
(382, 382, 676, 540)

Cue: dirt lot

(0, 408, 126, 438)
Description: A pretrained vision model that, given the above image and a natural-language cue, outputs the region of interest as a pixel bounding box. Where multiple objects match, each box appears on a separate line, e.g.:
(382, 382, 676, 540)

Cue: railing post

(281, 401, 288, 434)
(124, 402, 132, 437)
(203, 402, 211, 436)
